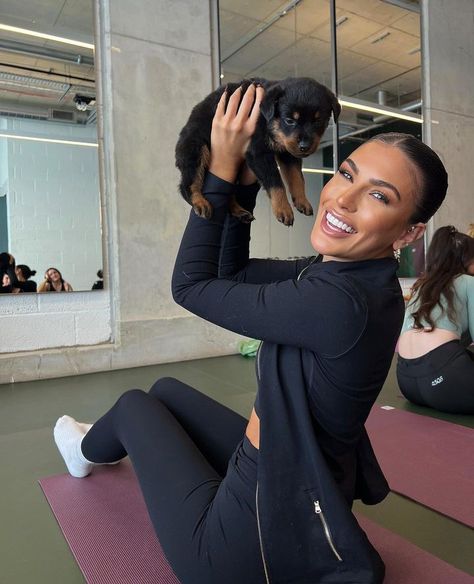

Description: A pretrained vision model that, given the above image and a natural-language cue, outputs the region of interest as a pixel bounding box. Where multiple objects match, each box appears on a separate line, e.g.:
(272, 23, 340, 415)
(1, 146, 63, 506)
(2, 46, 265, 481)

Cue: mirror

(0, 0, 103, 293)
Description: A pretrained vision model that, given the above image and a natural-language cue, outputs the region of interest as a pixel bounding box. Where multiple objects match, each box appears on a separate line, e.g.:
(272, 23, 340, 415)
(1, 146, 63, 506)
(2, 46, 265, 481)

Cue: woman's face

(15, 267, 24, 281)
(311, 141, 422, 261)
(47, 269, 61, 282)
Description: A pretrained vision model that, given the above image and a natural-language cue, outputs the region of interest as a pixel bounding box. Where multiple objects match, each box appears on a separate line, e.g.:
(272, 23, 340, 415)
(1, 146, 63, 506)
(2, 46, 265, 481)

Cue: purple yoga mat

(366, 406, 474, 528)
(40, 461, 473, 584)
(40, 461, 179, 584)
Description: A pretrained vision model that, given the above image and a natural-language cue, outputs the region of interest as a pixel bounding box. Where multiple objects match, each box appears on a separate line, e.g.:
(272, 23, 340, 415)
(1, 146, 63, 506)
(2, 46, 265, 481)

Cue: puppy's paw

(233, 209, 255, 223)
(193, 200, 213, 220)
(229, 199, 255, 224)
(275, 208, 294, 227)
(294, 198, 313, 216)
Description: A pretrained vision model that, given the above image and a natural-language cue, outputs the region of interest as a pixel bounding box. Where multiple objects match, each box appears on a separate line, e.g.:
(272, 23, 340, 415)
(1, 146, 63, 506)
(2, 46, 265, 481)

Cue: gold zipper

(314, 500, 343, 562)
(256, 483, 271, 584)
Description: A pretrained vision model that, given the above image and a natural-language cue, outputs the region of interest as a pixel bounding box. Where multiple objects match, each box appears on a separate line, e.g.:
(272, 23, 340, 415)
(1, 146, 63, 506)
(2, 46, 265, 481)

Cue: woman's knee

(149, 377, 193, 402)
(115, 388, 151, 414)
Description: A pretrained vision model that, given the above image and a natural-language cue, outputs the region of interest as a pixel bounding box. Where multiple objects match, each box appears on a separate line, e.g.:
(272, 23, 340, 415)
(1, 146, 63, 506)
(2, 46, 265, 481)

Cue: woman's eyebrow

(345, 157, 401, 201)
(370, 178, 401, 201)
(346, 158, 358, 174)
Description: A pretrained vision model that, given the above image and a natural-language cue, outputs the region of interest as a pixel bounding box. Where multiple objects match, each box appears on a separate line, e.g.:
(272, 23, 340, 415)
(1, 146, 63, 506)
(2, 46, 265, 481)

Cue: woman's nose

(336, 187, 358, 212)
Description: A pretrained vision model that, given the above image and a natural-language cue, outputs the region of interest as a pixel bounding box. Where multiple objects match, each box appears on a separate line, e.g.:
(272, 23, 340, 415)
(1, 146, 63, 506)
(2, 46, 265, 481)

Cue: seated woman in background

(397, 226, 474, 414)
(15, 264, 38, 293)
(0, 252, 19, 293)
(38, 267, 73, 292)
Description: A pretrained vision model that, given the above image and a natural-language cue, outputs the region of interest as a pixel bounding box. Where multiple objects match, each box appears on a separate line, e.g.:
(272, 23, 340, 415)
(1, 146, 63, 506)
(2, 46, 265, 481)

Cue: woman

(397, 226, 474, 414)
(54, 85, 447, 584)
(38, 267, 73, 292)
(0, 252, 19, 293)
(15, 264, 38, 293)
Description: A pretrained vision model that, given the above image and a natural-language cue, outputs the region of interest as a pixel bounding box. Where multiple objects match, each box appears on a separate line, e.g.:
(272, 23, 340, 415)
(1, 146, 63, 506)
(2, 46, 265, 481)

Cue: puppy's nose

(298, 142, 310, 153)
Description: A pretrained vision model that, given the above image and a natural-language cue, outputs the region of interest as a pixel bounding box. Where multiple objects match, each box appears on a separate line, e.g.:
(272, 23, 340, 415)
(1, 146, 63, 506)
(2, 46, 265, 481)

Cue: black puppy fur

(175, 77, 340, 226)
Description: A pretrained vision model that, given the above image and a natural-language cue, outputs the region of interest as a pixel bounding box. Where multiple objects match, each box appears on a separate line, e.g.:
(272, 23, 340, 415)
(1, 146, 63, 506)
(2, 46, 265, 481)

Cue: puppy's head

(260, 77, 340, 158)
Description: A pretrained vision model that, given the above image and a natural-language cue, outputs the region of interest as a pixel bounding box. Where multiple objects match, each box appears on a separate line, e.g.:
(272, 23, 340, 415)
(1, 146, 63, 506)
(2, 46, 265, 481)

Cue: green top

(401, 274, 474, 338)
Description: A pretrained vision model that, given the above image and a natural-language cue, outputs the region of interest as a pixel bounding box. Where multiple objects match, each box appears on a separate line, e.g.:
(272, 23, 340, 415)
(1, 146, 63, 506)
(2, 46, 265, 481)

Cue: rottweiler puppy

(175, 77, 340, 226)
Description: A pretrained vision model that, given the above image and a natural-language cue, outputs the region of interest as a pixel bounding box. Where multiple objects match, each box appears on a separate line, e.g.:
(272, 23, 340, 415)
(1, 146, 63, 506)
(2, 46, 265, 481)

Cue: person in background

(397, 226, 474, 414)
(38, 267, 73, 293)
(91, 269, 104, 290)
(467, 223, 474, 238)
(15, 264, 38, 293)
(0, 252, 19, 293)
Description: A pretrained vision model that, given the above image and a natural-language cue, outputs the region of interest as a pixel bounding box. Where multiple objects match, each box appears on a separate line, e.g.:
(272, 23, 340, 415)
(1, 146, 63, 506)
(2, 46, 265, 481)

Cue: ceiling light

(339, 96, 423, 123)
(0, 23, 94, 50)
(370, 31, 391, 44)
(0, 133, 98, 147)
(302, 168, 334, 175)
(335, 16, 349, 27)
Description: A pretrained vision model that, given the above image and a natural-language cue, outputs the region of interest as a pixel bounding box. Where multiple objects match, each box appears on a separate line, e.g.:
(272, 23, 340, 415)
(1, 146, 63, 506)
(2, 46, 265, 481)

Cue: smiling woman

(0, 0, 103, 292)
(56, 77, 449, 582)
(311, 136, 436, 262)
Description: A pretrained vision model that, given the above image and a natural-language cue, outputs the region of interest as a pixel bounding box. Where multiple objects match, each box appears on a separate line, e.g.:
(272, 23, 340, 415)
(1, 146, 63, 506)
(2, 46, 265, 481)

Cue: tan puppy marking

(278, 160, 313, 216)
(190, 145, 212, 219)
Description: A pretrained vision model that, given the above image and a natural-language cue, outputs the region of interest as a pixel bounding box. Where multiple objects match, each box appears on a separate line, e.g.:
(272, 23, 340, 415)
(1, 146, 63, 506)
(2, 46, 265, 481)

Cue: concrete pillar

(98, 0, 245, 370)
(422, 0, 474, 237)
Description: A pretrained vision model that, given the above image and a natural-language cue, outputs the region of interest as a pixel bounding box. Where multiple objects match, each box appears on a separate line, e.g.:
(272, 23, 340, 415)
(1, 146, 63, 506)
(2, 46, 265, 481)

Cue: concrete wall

(422, 0, 474, 237)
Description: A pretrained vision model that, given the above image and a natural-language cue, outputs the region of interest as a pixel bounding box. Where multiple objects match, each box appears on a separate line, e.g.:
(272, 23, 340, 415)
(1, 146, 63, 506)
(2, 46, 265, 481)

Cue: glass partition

(219, 0, 334, 259)
(335, 0, 422, 276)
(218, 0, 423, 274)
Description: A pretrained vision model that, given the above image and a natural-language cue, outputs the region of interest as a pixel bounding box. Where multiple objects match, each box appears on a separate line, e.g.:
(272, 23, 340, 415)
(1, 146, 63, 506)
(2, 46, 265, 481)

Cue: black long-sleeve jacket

(172, 173, 404, 584)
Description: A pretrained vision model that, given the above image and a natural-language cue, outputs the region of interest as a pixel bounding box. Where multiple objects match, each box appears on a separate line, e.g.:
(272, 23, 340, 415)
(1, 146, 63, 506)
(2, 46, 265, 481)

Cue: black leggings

(397, 340, 474, 414)
(80, 378, 266, 584)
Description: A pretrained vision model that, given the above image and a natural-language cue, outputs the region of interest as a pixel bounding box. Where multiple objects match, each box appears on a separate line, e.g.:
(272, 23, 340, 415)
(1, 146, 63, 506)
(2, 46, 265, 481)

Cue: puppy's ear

(260, 83, 284, 121)
(329, 91, 341, 122)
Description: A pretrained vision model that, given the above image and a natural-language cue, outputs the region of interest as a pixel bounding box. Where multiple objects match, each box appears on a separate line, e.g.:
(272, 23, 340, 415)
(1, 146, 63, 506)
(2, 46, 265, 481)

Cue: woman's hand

(209, 83, 264, 183)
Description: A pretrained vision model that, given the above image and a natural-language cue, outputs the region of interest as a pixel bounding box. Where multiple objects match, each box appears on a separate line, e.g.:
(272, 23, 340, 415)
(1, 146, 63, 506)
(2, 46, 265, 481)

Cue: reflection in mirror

(218, 0, 423, 273)
(0, 0, 103, 293)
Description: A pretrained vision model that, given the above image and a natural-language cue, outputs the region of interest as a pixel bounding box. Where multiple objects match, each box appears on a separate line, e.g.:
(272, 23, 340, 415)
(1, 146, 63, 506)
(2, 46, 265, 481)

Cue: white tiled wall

(4, 118, 103, 291)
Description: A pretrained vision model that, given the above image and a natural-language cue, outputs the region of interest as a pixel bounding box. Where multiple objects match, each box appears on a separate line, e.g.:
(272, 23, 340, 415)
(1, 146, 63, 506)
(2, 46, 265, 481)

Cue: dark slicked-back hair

(367, 133, 448, 223)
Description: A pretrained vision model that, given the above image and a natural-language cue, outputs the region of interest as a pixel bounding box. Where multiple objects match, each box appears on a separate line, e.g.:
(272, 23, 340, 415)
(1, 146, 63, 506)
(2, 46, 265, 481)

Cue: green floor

(0, 354, 472, 583)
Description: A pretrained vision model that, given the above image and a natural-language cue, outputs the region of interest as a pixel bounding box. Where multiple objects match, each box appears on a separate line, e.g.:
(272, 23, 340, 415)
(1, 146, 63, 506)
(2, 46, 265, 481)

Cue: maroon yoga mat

(366, 406, 474, 528)
(39, 461, 473, 584)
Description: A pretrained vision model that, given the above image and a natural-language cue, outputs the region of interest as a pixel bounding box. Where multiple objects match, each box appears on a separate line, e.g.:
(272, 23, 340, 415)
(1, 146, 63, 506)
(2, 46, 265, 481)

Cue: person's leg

(396, 358, 426, 406)
(61, 388, 264, 584)
(76, 389, 225, 582)
(418, 347, 474, 414)
(147, 377, 248, 475)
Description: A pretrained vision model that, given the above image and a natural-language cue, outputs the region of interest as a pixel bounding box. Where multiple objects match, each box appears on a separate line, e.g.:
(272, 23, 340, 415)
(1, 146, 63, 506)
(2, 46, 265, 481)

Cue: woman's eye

(284, 118, 297, 126)
(371, 191, 389, 204)
(338, 168, 352, 181)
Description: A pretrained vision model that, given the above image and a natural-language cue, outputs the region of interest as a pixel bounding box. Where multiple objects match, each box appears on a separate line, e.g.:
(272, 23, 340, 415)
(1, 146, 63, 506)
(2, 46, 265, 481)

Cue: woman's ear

(393, 223, 426, 251)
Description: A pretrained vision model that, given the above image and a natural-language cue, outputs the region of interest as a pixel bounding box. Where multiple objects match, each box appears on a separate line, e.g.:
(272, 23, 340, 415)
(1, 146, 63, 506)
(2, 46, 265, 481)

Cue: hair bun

(31, 270, 37, 276)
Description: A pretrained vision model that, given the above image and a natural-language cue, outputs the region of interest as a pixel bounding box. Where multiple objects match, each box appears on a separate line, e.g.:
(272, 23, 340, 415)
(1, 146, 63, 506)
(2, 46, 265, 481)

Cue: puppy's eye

(284, 118, 297, 127)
